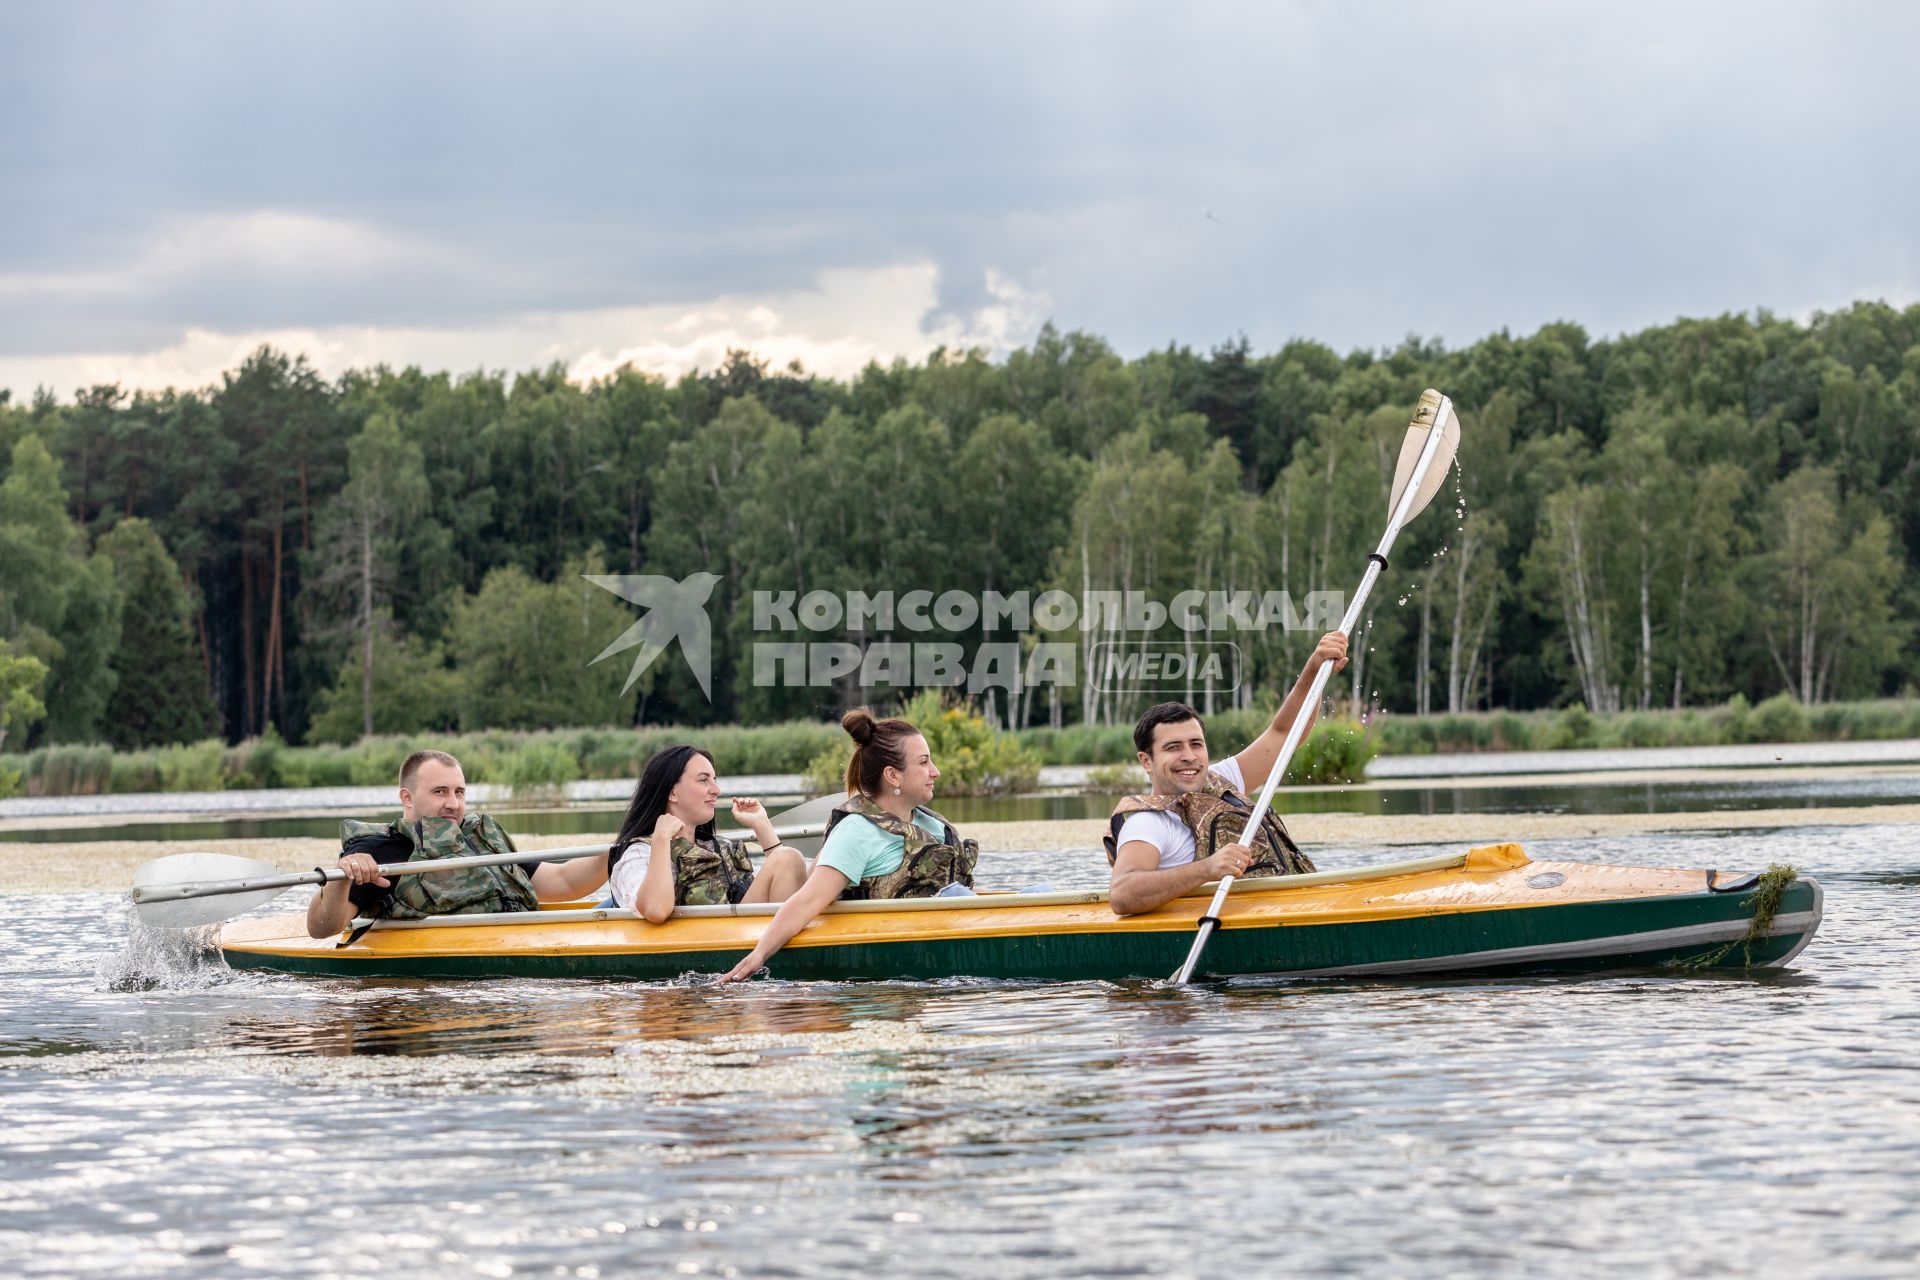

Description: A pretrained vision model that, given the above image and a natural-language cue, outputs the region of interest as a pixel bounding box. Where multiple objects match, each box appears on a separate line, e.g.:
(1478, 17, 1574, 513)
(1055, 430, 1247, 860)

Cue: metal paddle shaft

(129, 845, 615, 928)
(131, 817, 830, 928)
(1171, 390, 1460, 983)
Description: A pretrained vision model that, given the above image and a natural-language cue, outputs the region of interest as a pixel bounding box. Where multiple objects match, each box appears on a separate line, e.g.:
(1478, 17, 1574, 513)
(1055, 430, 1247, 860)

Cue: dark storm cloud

(2, 0, 1915, 364)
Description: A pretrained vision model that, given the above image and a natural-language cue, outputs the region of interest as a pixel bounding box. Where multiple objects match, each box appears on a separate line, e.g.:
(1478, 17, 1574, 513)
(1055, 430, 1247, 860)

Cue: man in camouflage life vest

(1107, 630, 1348, 917)
(305, 750, 613, 939)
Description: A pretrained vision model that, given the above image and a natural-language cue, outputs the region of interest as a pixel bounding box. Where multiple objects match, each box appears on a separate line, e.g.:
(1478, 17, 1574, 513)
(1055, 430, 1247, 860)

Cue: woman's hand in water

(720, 950, 766, 983)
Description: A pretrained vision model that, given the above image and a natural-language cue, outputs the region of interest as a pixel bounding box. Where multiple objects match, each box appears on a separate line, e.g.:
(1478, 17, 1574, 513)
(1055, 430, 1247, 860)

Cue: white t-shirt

(608, 842, 653, 908)
(1114, 756, 1248, 870)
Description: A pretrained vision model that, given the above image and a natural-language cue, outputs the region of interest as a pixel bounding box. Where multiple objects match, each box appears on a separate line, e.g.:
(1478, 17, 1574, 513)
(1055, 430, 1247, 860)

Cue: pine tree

(98, 519, 219, 748)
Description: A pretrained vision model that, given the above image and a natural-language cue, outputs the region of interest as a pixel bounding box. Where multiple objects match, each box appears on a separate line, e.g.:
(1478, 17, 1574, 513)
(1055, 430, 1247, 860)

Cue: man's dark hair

(1133, 702, 1204, 756)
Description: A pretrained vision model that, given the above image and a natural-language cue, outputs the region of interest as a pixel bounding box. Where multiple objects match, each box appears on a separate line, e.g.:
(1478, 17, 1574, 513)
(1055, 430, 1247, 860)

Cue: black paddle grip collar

(1368, 552, 1389, 572)
(1197, 915, 1222, 930)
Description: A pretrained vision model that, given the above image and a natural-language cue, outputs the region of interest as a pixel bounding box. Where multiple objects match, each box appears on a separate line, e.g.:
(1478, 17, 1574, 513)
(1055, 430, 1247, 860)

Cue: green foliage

(9, 302, 1920, 748)
(16, 691, 1920, 796)
(1488, 712, 1532, 751)
(24, 743, 113, 796)
(154, 740, 225, 792)
(448, 556, 636, 731)
(1718, 693, 1752, 744)
(805, 691, 1042, 796)
(223, 728, 289, 790)
(1084, 762, 1143, 791)
(1014, 723, 1132, 765)
(687, 722, 844, 775)
(307, 624, 462, 744)
(1746, 693, 1812, 744)
(908, 691, 1044, 796)
(42, 553, 121, 742)
(0, 642, 49, 754)
(1284, 718, 1381, 784)
(0, 435, 76, 635)
(0, 435, 121, 744)
(108, 751, 161, 793)
(97, 519, 218, 747)
(1546, 704, 1599, 750)
(494, 741, 582, 804)
(347, 738, 411, 787)
(1743, 467, 1906, 703)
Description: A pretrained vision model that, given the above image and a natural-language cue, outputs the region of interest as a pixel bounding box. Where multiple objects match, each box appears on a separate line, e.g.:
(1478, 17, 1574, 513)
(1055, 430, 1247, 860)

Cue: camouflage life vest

(340, 813, 540, 920)
(668, 833, 757, 907)
(824, 796, 978, 901)
(1103, 768, 1316, 876)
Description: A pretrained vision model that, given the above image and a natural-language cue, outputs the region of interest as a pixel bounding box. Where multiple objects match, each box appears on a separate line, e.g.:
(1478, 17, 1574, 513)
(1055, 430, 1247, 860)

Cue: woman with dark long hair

(721, 709, 977, 980)
(609, 744, 808, 923)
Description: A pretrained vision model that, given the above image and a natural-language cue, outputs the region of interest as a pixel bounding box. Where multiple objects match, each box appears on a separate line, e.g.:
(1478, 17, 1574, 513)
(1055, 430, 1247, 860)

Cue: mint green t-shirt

(816, 810, 945, 886)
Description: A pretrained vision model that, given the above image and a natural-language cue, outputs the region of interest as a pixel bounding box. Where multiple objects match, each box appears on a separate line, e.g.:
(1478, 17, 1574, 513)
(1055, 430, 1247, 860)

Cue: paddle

(130, 795, 838, 929)
(130, 845, 609, 929)
(1171, 389, 1461, 984)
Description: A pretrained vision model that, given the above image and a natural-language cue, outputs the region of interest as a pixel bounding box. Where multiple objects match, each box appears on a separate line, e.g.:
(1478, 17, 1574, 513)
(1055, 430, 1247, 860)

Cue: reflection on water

(2, 827, 1918, 1277)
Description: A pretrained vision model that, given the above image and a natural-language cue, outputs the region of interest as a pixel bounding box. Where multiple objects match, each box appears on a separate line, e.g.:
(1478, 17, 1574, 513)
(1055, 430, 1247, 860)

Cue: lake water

(2, 823, 1916, 1277)
(10, 767, 1920, 846)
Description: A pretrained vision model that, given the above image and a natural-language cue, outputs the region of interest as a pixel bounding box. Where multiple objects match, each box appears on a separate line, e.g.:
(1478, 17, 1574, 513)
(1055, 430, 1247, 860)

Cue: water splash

(95, 902, 231, 993)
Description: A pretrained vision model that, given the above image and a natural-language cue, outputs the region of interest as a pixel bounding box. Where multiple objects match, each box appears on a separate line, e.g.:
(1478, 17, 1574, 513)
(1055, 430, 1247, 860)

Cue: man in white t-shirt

(1106, 631, 1348, 916)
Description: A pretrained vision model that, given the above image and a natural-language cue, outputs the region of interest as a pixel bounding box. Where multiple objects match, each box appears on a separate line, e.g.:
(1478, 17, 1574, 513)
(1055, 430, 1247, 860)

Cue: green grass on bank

(3, 693, 1914, 801)
(1365, 692, 1914, 755)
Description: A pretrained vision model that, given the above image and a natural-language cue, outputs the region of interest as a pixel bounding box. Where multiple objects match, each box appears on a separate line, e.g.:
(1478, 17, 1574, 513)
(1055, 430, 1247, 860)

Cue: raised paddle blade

(132, 853, 297, 929)
(766, 791, 846, 858)
(1387, 389, 1461, 522)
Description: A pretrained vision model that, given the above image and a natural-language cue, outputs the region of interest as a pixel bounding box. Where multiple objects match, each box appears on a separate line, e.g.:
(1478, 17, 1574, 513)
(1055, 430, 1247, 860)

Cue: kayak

(217, 843, 1822, 981)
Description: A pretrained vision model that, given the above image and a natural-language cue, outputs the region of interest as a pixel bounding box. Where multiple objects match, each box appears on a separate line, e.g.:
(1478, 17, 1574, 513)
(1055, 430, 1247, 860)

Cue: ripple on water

(0, 827, 1917, 1277)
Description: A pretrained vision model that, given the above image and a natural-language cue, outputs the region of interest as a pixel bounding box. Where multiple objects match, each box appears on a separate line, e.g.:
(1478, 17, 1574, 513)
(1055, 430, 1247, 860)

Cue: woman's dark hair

(610, 744, 716, 866)
(841, 708, 922, 799)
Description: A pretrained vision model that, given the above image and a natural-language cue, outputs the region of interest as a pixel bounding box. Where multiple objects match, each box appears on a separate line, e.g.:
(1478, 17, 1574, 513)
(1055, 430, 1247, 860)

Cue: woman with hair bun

(720, 708, 977, 981)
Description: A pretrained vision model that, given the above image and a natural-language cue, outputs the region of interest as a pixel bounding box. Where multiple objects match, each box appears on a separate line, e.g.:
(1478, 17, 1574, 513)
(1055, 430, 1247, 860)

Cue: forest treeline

(1, 301, 1918, 755)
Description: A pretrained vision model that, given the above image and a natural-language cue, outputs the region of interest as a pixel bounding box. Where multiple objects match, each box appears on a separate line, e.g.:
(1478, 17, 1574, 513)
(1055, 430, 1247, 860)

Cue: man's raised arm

(1231, 630, 1349, 791)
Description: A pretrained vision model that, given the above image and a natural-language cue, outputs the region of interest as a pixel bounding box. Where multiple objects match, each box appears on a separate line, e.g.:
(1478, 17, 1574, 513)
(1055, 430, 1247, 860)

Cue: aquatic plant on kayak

(1679, 863, 1800, 968)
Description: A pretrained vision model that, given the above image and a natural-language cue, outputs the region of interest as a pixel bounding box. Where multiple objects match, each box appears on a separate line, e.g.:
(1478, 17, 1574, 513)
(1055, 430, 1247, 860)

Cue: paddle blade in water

(132, 852, 297, 929)
(1388, 389, 1461, 522)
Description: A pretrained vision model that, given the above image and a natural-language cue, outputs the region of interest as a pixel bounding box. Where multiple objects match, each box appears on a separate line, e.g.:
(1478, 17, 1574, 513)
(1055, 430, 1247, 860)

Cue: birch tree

(305, 413, 432, 739)
(1747, 467, 1902, 701)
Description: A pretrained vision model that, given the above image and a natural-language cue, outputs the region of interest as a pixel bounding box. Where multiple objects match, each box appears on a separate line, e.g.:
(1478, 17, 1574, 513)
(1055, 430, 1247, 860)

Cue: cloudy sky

(3, 1, 1915, 400)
